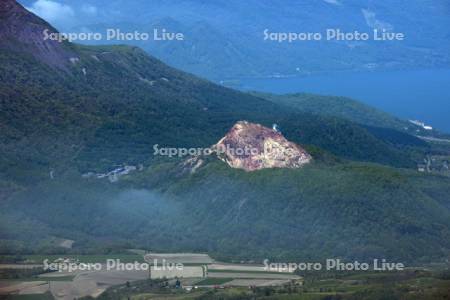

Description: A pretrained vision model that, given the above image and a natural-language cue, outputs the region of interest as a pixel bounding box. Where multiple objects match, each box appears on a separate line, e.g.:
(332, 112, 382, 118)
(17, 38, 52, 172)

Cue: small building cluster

(82, 164, 143, 182)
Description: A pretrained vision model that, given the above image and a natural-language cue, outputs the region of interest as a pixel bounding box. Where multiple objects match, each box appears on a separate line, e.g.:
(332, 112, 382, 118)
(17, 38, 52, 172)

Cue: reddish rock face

(0, 0, 75, 68)
(212, 121, 312, 171)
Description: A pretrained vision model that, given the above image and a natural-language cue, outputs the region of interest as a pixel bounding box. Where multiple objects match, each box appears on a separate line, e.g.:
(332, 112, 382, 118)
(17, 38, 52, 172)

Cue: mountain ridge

(24, 0, 450, 79)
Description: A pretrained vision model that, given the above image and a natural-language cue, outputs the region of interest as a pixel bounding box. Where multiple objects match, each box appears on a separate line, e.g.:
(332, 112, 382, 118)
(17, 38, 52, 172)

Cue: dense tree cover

(2, 158, 450, 264)
(0, 45, 428, 190)
(1, 27, 450, 264)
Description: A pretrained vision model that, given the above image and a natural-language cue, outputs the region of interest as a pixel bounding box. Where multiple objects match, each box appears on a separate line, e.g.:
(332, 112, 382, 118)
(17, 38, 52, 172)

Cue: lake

(238, 69, 450, 133)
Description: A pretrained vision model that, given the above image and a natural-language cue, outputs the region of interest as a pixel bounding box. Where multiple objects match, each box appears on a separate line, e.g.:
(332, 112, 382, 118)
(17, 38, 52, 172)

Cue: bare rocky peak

(213, 121, 312, 171)
(180, 121, 312, 174)
(0, 0, 75, 68)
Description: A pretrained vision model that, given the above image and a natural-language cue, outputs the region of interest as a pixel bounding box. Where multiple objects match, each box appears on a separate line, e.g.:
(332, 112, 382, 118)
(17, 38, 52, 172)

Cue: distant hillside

(18, 0, 450, 79)
(257, 93, 406, 129)
(256, 92, 446, 137)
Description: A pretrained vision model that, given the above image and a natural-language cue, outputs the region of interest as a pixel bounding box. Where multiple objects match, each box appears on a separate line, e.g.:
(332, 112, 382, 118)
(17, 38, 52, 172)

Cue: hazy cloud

(26, 0, 75, 27)
(323, 0, 341, 5)
(362, 9, 394, 31)
(81, 4, 97, 16)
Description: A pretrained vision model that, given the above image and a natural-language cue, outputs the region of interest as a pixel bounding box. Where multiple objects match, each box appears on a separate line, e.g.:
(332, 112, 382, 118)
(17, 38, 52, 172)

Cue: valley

(2, 252, 450, 300)
(0, 252, 301, 299)
(2, 254, 449, 300)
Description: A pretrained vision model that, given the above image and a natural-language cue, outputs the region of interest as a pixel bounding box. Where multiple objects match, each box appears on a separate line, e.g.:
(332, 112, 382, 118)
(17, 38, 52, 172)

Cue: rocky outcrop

(179, 121, 311, 173)
(0, 0, 75, 68)
(213, 121, 311, 171)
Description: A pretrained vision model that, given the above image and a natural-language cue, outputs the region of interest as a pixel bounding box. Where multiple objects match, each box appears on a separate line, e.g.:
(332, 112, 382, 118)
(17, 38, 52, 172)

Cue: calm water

(238, 69, 450, 133)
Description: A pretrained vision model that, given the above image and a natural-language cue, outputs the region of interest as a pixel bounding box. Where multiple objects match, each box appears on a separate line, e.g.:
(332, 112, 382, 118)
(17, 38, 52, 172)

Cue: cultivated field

(0, 280, 49, 295)
(225, 278, 292, 287)
(144, 253, 214, 264)
(0, 252, 303, 298)
(208, 271, 300, 280)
